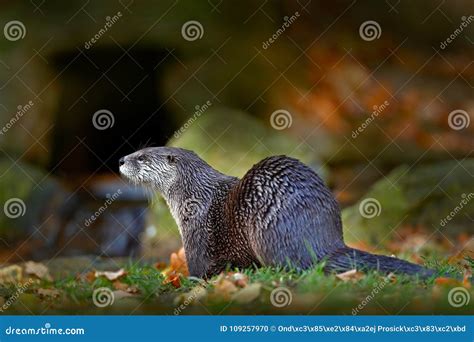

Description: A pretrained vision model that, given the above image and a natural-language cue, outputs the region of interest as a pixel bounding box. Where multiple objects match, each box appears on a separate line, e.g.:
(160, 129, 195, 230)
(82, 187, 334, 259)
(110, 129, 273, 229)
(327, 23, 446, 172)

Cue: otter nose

(119, 157, 125, 166)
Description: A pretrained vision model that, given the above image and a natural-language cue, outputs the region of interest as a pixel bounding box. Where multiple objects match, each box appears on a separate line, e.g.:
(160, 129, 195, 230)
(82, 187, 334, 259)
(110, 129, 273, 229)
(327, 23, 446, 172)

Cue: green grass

(1, 256, 472, 315)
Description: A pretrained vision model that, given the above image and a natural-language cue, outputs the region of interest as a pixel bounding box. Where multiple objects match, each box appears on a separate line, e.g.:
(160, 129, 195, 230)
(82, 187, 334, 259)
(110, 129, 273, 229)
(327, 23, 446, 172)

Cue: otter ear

(166, 154, 177, 164)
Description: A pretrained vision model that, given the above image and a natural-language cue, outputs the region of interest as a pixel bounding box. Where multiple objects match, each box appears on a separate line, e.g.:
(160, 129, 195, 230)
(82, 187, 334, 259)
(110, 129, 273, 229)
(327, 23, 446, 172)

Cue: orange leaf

(169, 248, 189, 276)
(163, 273, 181, 288)
(154, 262, 167, 270)
(113, 280, 129, 291)
(462, 273, 472, 289)
(161, 247, 189, 288)
(434, 277, 460, 286)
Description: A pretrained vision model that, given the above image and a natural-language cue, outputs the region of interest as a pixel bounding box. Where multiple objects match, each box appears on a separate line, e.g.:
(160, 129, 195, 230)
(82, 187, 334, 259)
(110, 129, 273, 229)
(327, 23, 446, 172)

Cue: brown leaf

(231, 283, 261, 304)
(336, 269, 365, 282)
(37, 288, 60, 299)
(213, 276, 238, 299)
(24, 261, 52, 281)
(0, 265, 23, 284)
(112, 280, 129, 291)
(85, 271, 96, 283)
(76, 271, 96, 283)
(230, 272, 248, 288)
(95, 269, 126, 281)
(127, 285, 140, 294)
(386, 273, 397, 283)
(112, 280, 140, 293)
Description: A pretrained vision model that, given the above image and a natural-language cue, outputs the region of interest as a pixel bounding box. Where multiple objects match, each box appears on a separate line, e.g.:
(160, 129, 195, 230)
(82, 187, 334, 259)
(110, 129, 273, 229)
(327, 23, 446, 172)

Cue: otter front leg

(181, 241, 213, 278)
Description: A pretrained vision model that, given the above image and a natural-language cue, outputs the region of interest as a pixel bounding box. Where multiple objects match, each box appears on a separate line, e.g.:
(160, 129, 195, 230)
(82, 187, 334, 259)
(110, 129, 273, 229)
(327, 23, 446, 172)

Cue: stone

(342, 159, 474, 245)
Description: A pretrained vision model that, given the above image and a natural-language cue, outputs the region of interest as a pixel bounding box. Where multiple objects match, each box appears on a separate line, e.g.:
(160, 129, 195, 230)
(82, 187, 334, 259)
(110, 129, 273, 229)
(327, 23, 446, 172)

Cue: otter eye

(137, 155, 147, 162)
(167, 155, 176, 164)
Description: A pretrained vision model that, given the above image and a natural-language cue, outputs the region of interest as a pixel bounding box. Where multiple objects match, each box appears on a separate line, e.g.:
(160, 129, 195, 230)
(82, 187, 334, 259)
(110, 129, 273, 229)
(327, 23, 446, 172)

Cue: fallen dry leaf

(95, 269, 126, 281)
(463, 274, 472, 288)
(170, 248, 189, 276)
(162, 247, 189, 288)
(76, 271, 96, 283)
(24, 261, 52, 281)
(336, 269, 365, 282)
(112, 280, 129, 291)
(231, 283, 262, 304)
(85, 271, 96, 283)
(214, 278, 238, 299)
(385, 272, 397, 284)
(127, 285, 140, 294)
(0, 265, 22, 284)
(230, 272, 248, 288)
(37, 288, 61, 299)
(434, 277, 463, 287)
(112, 280, 140, 294)
(163, 273, 182, 288)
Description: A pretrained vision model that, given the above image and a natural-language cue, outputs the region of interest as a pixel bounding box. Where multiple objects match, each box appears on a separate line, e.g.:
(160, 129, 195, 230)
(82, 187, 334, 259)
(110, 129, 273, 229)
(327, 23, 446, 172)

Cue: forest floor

(0, 246, 472, 315)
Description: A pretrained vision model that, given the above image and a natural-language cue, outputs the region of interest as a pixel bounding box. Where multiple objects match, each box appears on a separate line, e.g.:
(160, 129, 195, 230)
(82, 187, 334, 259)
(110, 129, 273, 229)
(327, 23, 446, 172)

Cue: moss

(0, 159, 50, 239)
(342, 160, 474, 244)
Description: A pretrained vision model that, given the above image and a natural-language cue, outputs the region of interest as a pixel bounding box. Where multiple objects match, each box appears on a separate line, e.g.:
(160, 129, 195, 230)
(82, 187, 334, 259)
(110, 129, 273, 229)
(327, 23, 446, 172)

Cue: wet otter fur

(119, 147, 436, 279)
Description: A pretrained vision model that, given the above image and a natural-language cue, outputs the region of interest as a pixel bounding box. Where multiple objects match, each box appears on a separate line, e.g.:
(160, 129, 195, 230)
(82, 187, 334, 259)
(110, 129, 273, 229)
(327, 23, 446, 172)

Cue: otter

(119, 147, 436, 279)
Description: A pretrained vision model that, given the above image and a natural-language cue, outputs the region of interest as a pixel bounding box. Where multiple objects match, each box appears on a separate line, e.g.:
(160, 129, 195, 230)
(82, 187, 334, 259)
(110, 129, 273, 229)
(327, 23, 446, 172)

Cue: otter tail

(325, 246, 436, 279)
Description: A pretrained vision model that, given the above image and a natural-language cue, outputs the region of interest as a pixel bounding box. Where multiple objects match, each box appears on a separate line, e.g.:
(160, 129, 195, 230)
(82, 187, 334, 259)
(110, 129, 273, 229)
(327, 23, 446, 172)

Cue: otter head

(119, 147, 200, 194)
